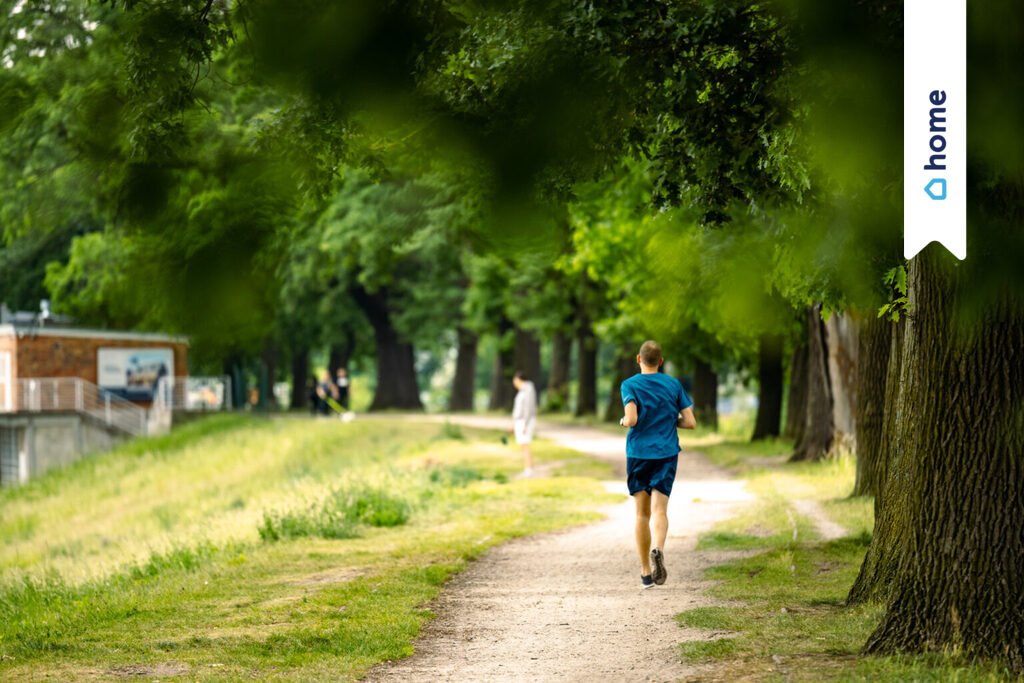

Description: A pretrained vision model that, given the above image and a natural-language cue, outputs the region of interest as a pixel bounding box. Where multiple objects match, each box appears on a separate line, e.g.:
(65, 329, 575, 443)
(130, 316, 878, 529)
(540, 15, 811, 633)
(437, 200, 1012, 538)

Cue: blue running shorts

(626, 454, 679, 497)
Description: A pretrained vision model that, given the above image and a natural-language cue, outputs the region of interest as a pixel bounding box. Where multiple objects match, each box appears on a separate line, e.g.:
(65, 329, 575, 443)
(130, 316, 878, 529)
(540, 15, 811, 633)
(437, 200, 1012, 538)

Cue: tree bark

(448, 327, 478, 412)
(860, 248, 1024, 671)
(847, 318, 906, 605)
(328, 329, 356, 378)
(289, 345, 310, 410)
(752, 333, 784, 440)
(223, 356, 246, 411)
(693, 358, 719, 431)
(487, 317, 515, 411)
(850, 313, 892, 497)
(603, 344, 635, 423)
(784, 338, 809, 442)
(575, 314, 598, 416)
(349, 285, 423, 411)
(790, 305, 834, 461)
(513, 328, 542, 387)
(826, 312, 859, 454)
(545, 330, 572, 412)
(259, 340, 278, 409)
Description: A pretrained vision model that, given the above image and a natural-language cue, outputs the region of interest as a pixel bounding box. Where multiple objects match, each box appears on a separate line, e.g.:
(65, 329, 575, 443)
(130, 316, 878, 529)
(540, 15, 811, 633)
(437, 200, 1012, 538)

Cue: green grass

(676, 438, 1019, 682)
(0, 415, 620, 681)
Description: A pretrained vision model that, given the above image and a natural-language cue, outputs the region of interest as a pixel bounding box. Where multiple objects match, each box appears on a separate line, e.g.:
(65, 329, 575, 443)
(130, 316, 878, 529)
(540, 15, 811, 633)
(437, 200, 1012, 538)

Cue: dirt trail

(366, 417, 753, 682)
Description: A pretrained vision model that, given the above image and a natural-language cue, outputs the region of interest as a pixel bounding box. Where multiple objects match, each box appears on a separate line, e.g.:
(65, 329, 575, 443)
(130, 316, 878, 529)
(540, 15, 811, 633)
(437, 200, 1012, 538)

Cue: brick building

(0, 324, 188, 411)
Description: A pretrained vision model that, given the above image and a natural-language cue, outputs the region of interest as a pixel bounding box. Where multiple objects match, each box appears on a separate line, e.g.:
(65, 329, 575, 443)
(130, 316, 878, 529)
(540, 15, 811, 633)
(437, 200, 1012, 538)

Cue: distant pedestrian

(315, 370, 335, 416)
(335, 367, 351, 410)
(512, 370, 538, 476)
(619, 340, 696, 590)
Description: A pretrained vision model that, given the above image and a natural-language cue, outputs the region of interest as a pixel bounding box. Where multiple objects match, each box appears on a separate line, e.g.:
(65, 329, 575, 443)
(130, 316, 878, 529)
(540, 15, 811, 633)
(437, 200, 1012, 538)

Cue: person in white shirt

(511, 371, 538, 476)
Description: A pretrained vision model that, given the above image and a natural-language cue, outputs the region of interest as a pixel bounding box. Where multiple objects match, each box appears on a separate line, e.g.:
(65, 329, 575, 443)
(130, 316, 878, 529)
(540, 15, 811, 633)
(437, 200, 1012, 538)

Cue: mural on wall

(98, 348, 174, 400)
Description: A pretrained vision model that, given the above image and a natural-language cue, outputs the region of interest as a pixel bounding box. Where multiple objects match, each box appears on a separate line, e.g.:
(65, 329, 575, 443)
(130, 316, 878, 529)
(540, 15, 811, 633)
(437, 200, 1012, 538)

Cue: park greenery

(1, 0, 1022, 676)
(0, 415, 619, 679)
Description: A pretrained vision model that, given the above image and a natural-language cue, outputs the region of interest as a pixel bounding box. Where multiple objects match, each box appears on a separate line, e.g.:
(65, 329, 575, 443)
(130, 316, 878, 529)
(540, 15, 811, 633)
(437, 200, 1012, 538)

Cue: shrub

(437, 421, 464, 440)
(258, 484, 411, 542)
(331, 487, 411, 527)
(429, 466, 484, 488)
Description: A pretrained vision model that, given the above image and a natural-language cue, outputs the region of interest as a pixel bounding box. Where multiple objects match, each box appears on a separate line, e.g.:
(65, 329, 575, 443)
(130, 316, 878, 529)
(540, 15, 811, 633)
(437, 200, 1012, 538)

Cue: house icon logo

(925, 178, 947, 200)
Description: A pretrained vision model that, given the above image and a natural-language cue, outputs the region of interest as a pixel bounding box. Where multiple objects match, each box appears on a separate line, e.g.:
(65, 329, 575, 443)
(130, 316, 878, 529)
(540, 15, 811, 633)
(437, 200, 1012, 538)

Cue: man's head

(336, 367, 347, 378)
(637, 340, 664, 369)
(513, 370, 528, 390)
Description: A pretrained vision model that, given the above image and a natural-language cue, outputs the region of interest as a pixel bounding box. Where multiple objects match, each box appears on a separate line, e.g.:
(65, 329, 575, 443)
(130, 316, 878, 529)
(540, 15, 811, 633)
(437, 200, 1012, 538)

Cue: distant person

(314, 370, 335, 416)
(511, 370, 538, 476)
(335, 367, 350, 410)
(619, 340, 696, 590)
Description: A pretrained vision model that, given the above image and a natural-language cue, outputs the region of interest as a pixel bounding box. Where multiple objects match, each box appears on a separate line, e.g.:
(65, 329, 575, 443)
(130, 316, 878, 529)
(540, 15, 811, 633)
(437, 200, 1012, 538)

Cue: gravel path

(366, 417, 753, 682)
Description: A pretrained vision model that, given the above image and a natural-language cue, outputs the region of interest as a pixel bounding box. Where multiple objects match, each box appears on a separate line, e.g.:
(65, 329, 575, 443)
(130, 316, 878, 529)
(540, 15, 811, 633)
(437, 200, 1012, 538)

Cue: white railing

(14, 378, 149, 438)
(153, 376, 232, 412)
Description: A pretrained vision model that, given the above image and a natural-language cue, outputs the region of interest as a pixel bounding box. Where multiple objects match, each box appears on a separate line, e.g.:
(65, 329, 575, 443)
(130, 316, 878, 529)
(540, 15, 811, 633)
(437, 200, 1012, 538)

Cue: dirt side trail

(365, 416, 753, 682)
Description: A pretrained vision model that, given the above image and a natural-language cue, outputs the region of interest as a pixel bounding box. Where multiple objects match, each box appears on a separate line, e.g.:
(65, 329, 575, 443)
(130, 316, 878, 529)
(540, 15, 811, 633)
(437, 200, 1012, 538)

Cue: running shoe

(641, 574, 655, 589)
(651, 548, 667, 585)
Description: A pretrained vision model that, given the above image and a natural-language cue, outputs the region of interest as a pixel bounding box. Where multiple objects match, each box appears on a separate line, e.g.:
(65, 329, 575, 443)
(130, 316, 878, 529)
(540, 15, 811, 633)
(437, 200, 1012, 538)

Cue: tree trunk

(752, 333, 784, 440)
(259, 340, 278, 409)
(790, 306, 834, 461)
(223, 356, 246, 411)
(513, 328, 542, 387)
(328, 330, 356, 378)
(349, 285, 422, 411)
(290, 346, 310, 410)
(603, 344, 635, 423)
(488, 317, 515, 411)
(850, 313, 892, 497)
(860, 248, 1024, 671)
(826, 312, 859, 454)
(575, 315, 598, 416)
(693, 358, 719, 431)
(847, 318, 906, 605)
(545, 330, 572, 412)
(784, 339, 809, 442)
(449, 327, 478, 412)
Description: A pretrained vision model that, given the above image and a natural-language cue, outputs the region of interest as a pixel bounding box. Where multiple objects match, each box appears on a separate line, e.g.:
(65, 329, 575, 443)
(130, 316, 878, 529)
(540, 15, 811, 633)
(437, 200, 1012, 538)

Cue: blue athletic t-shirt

(621, 372, 694, 459)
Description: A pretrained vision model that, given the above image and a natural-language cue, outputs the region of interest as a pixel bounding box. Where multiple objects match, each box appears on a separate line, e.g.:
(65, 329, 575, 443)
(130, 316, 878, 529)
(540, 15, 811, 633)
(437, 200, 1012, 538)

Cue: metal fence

(153, 376, 233, 412)
(15, 378, 149, 438)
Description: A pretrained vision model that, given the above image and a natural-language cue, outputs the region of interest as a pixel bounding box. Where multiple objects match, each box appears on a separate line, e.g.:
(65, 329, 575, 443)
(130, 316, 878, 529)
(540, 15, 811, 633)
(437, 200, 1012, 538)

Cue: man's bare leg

(652, 490, 670, 550)
(521, 444, 533, 473)
(634, 491, 653, 574)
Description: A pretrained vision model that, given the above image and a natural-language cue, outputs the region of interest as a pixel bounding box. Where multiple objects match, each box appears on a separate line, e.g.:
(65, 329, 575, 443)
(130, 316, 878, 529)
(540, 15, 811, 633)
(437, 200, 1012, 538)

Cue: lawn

(0, 414, 619, 681)
(674, 433, 1019, 682)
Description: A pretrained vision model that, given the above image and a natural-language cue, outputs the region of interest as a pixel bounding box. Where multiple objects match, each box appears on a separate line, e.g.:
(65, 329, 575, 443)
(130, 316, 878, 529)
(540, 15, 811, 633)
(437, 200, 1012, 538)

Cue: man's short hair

(638, 340, 663, 367)
(513, 370, 528, 381)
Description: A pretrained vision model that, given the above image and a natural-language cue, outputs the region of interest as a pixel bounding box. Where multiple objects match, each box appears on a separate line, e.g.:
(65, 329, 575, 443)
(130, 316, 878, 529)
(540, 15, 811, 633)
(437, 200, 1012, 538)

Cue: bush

(258, 484, 411, 542)
(332, 487, 411, 527)
(429, 466, 484, 488)
(257, 505, 361, 542)
(437, 421, 464, 440)
(130, 544, 216, 579)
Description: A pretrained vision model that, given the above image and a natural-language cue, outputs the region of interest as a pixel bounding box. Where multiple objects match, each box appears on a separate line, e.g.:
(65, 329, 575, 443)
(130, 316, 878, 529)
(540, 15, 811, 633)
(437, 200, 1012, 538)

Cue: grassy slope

(0, 415, 619, 681)
(676, 433, 1018, 682)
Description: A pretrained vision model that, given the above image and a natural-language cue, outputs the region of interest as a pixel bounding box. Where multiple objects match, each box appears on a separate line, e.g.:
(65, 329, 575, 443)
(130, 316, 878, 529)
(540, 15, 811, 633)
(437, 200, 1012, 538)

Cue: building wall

(14, 335, 188, 384)
(0, 414, 124, 487)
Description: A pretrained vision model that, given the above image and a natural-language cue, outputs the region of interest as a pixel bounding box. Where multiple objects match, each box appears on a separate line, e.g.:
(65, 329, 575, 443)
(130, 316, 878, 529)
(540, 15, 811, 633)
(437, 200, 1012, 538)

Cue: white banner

(904, 0, 966, 260)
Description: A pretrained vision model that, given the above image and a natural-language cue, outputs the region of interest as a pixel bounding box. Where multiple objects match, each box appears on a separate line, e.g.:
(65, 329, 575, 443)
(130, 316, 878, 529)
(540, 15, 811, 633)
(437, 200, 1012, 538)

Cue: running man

(619, 340, 697, 589)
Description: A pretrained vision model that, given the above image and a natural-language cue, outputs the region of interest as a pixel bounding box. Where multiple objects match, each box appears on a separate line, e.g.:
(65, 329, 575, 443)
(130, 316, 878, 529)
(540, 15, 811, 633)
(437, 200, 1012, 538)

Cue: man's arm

(676, 406, 697, 430)
(620, 401, 638, 428)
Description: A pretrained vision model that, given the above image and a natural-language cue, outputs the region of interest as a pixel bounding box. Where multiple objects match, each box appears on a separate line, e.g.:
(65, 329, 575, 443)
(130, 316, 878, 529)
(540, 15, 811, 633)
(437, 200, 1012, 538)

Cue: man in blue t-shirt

(619, 340, 697, 589)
